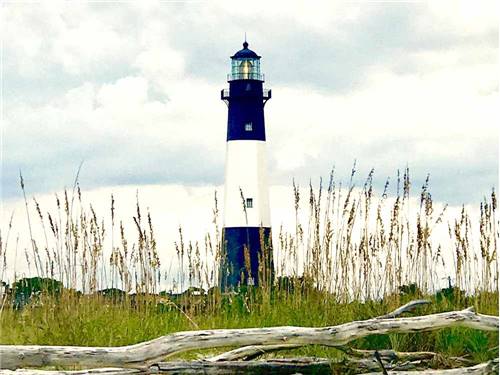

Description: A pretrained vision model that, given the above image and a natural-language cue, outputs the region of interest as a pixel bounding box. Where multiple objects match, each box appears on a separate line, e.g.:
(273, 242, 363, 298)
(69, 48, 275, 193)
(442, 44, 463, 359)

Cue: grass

(0, 166, 498, 367)
(0, 289, 497, 364)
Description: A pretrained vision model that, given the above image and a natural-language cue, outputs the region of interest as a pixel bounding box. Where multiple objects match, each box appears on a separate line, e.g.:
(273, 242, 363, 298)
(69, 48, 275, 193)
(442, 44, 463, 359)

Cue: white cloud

(2, 1, 497, 205)
(425, 0, 498, 36)
(3, 2, 134, 77)
(266, 64, 497, 173)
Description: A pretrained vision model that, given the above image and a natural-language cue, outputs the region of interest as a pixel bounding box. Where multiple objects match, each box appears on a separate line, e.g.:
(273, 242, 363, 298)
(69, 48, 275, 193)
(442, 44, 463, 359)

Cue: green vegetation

(0, 168, 497, 366)
(0, 286, 497, 364)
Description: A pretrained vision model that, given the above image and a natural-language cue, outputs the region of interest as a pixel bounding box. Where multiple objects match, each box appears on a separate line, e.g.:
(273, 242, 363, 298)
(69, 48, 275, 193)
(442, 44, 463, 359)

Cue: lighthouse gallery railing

(221, 88, 271, 101)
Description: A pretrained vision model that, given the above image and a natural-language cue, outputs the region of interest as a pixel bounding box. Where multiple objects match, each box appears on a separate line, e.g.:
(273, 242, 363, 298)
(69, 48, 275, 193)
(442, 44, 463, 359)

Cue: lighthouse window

(245, 122, 253, 131)
(246, 198, 253, 208)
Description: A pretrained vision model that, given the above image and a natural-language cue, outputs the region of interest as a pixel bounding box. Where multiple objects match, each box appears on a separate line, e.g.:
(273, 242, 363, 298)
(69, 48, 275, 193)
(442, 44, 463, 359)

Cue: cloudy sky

(2, 0, 498, 204)
(0, 1, 498, 283)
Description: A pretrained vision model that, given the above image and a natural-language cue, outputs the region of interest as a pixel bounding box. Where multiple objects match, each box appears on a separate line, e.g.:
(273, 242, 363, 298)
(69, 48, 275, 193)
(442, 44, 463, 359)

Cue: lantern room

(228, 41, 263, 81)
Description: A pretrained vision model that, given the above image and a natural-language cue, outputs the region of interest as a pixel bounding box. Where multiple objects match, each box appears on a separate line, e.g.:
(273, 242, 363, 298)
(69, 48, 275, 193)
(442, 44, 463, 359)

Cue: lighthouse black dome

(231, 41, 261, 59)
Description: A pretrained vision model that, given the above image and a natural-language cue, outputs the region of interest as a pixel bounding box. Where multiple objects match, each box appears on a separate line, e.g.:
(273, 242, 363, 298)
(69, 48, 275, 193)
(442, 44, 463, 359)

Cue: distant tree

(96, 288, 126, 301)
(435, 277, 466, 304)
(12, 277, 63, 309)
(399, 283, 422, 298)
(0, 281, 9, 299)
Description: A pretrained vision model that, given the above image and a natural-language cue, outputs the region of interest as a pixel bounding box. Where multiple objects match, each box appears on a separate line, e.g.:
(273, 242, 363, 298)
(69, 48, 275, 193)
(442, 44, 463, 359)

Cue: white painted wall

(223, 140, 271, 228)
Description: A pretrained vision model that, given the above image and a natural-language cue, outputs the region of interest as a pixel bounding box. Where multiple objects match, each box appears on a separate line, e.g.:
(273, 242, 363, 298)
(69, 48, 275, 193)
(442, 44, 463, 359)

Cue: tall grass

(0, 167, 497, 363)
(274, 167, 497, 302)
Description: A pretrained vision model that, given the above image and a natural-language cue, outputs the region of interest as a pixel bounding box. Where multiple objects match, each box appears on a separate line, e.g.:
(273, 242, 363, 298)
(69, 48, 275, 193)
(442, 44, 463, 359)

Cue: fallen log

(206, 348, 488, 374)
(154, 357, 332, 374)
(361, 358, 499, 374)
(340, 347, 436, 361)
(340, 348, 475, 369)
(0, 359, 332, 375)
(0, 358, 497, 375)
(208, 299, 432, 362)
(0, 307, 497, 370)
(0, 369, 143, 375)
(155, 357, 447, 374)
(207, 344, 301, 362)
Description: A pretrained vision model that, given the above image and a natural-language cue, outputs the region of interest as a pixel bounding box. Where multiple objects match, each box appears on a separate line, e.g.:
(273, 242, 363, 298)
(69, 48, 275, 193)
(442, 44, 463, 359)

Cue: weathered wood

(206, 346, 487, 373)
(207, 344, 302, 362)
(361, 358, 499, 374)
(0, 369, 143, 374)
(340, 347, 436, 360)
(340, 348, 475, 368)
(163, 357, 438, 374)
(206, 299, 430, 362)
(154, 357, 332, 374)
(0, 307, 497, 370)
(377, 300, 431, 319)
(208, 345, 443, 369)
(2, 359, 497, 375)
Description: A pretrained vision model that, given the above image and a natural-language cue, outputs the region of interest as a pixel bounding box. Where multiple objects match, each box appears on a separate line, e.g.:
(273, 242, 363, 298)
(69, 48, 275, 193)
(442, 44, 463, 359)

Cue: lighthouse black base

(220, 227, 273, 290)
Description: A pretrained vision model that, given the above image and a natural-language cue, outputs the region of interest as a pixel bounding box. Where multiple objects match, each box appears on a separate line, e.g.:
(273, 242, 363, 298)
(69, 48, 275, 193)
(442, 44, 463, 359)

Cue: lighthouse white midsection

(223, 140, 271, 228)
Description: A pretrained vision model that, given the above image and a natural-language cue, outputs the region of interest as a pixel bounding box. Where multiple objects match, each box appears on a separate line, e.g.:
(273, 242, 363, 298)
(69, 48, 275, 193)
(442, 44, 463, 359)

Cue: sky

(2, 0, 498, 204)
(0, 1, 498, 284)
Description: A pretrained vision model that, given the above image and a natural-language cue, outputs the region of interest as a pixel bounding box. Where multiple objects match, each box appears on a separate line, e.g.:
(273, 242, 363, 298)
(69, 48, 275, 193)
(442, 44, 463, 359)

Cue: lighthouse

(220, 41, 273, 289)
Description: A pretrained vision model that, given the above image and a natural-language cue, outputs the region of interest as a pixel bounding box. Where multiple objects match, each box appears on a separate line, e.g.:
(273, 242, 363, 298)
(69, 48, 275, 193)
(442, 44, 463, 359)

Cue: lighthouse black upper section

(222, 42, 271, 142)
(231, 41, 261, 59)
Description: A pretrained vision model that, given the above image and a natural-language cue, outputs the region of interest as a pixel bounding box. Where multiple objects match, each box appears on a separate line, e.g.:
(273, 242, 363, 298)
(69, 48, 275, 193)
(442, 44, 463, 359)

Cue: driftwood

(342, 348, 436, 360)
(340, 347, 476, 368)
(207, 343, 301, 362)
(204, 300, 484, 372)
(0, 370, 143, 375)
(0, 303, 497, 374)
(154, 357, 332, 374)
(155, 356, 470, 374)
(376, 300, 431, 319)
(362, 358, 499, 374)
(2, 307, 497, 369)
(205, 343, 445, 371)
(0, 359, 497, 375)
(208, 299, 432, 362)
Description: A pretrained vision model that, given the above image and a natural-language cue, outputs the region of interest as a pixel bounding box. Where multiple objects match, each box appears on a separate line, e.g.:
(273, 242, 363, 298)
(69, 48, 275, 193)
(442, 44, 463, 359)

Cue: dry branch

(339, 348, 475, 368)
(0, 360, 331, 375)
(154, 357, 331, 374)
(0, 369, 143, 375)
(159, 357, 452, 374)
(207, 344, 302, 361)
(207, 299, 432, 362)
(361, 358, 499, 374)
(0, 307, 497, 370)
(377, 300, 431, 319)
(1, 359, 497, 375)
(340, 347, 435, 360)
(206, 346, 488, 374)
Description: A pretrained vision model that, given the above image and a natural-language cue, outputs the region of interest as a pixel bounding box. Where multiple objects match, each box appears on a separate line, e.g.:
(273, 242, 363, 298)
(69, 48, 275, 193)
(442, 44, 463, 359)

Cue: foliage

(10, 277, 64, 309)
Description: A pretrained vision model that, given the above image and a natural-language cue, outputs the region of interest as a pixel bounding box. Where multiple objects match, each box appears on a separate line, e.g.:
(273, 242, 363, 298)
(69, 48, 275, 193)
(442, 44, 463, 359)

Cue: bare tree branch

(0, 369, 143, 375)
(377, 300, 431, 319)
(208, 299, 432, 362)
(361, 358, 498, 374)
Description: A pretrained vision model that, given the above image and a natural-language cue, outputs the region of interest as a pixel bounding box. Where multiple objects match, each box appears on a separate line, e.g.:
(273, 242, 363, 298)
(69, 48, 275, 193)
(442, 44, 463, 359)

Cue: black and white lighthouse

(220, 41, 273, 289)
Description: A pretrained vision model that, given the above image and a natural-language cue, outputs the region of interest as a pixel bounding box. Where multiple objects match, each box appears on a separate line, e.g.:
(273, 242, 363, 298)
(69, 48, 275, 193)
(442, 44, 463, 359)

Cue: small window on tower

(246, 198, 253, 208)
(245, 122, 253, 131)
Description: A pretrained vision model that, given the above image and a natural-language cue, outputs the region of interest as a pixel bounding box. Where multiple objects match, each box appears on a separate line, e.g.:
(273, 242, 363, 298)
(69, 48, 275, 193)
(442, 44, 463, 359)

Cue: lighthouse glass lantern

(230, 47, 262, 80)
(220, 41, 273, 290)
